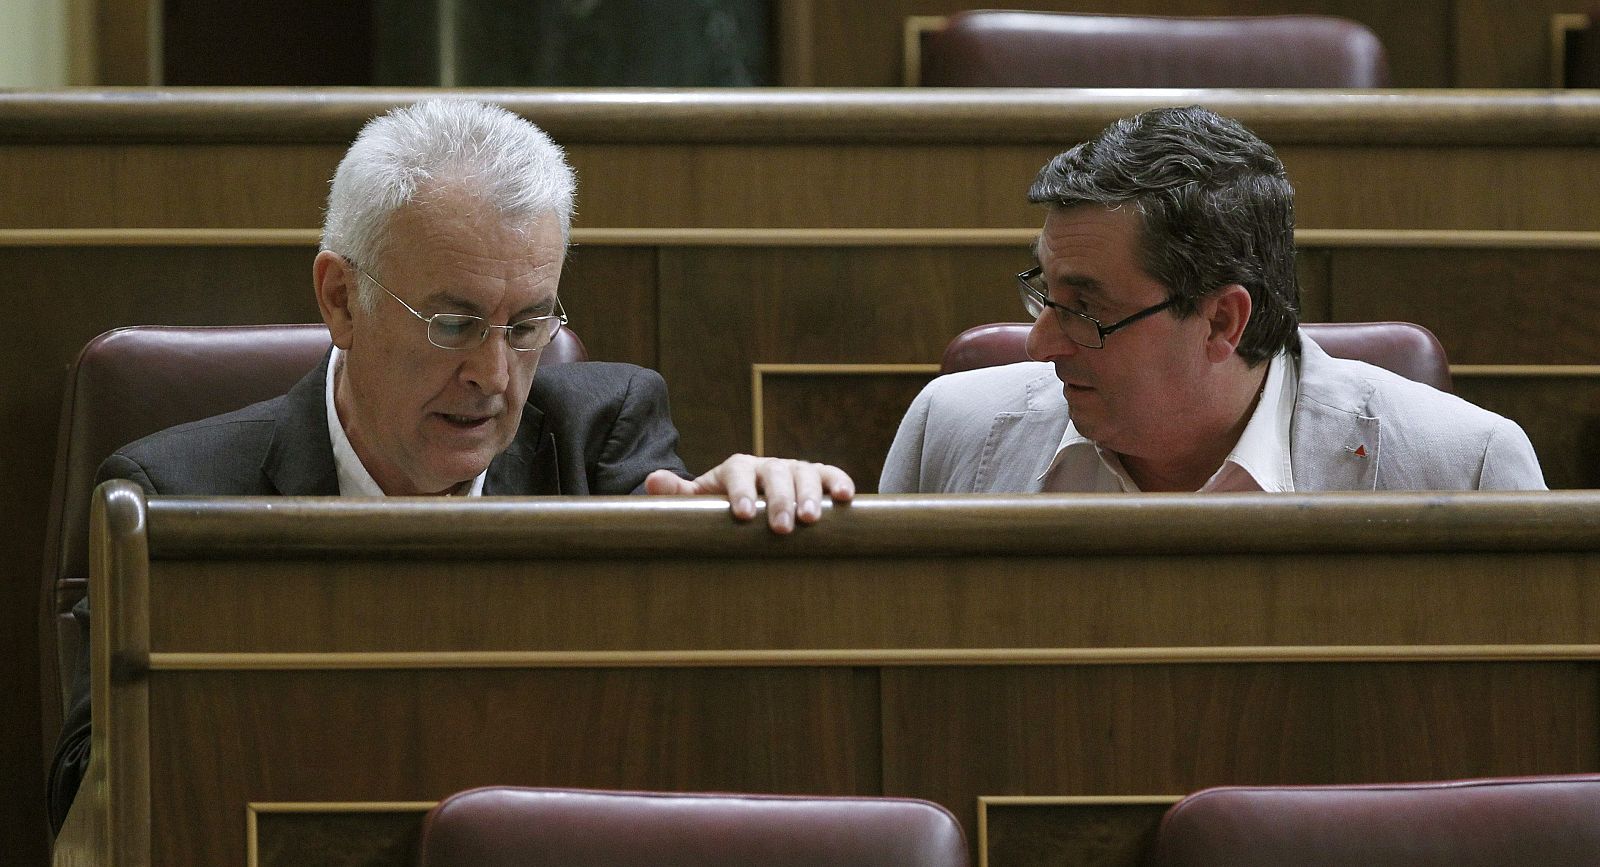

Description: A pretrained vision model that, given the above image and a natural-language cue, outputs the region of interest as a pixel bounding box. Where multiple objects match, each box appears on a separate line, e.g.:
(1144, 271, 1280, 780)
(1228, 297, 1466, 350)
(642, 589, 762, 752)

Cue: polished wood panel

(1455, 372, 1600, 490)
(658, 244, 1021, 470)
(55, 489, 1600, 867)
(1284, 145, 1600, 231)
(753, 367, 936, 492)
(557, 243, 657, 367)
(1328, 246, 1600, 364)
(95, 0, 154, 85)
(150, 668, 879, 866)
(9, 92, 1600, 230)
(0, 144, 341, 228)
(885, 663, 1599, 844)
(1453, 0, 1580, 87)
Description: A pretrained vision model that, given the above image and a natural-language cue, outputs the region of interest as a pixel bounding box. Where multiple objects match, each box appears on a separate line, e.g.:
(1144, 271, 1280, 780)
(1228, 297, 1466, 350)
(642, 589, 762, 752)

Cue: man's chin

(1066, 404, 1106, 439)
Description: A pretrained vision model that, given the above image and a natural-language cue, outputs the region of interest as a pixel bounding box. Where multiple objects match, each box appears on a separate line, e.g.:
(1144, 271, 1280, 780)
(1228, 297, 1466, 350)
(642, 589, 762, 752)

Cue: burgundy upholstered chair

(417, 787, 969, 867)
(40, 324, 586, 755)
(939, 321, 1452, 393)
(918, 11, 1389, 88)
(1145, 775, 1600, 866)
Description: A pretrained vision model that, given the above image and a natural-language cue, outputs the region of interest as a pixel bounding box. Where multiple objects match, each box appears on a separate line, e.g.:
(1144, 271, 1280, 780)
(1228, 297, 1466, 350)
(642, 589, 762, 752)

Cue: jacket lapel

(485, 402, 560, 495)
(973, 372, 1067, 493)
(262, 353, 341, 495)
(1290, 333, 1381, 491)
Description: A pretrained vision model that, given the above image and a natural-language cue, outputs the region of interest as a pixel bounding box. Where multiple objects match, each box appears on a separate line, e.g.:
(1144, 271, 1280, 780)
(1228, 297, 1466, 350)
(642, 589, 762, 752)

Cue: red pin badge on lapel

(1344, 444, 1368, 458)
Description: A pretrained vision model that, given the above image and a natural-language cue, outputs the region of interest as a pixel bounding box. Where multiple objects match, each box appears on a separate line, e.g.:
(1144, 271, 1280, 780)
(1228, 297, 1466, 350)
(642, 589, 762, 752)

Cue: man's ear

(313, 250, 358, 350)
(1203, 284, 1253, 363)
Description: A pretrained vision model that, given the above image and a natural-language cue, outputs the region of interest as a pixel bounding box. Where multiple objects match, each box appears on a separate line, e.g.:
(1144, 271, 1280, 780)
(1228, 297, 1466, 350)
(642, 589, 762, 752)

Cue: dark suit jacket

(48, 355, 690, 832)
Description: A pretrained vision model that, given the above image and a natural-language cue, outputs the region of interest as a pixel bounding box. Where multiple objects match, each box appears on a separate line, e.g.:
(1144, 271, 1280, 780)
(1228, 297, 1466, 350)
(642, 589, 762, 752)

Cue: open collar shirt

(1038, 349, 1298, 493)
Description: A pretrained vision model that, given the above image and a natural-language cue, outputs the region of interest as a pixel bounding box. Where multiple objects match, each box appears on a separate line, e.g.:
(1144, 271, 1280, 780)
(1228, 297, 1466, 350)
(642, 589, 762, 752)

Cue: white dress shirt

(1039, 350, 1298, 493)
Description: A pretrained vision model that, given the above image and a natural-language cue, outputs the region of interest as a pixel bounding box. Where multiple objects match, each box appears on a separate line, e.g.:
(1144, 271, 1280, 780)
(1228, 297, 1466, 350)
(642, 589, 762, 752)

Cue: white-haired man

(48, 99, 852, 831)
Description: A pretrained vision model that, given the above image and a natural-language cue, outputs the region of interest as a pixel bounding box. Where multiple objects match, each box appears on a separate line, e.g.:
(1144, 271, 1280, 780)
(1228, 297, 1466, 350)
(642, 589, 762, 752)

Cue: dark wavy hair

(1027, 106, 1299, 364)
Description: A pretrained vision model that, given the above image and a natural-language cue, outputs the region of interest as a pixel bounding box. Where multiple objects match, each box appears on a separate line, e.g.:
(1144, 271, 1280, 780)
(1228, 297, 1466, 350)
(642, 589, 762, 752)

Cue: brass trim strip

(753, 363, 942, 375)
(750, 363, 939, 455)
(976, 795, 1183, 867)
(1452, 364, 1600, 378)
(903, 16, 947, 86)
(248, 801, 436, 813)
(980, 795, 1183, 806)
(0, 228, 318, 246)
(148, 645, 1600, 671)
(1298, 228, 1600, 248)
(750, 363, 765, 456)
(10, 228, 1600, 249)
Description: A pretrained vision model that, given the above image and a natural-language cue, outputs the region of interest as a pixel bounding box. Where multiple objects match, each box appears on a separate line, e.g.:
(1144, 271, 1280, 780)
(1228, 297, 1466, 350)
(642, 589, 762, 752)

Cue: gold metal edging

(0, 228, 319, 246)
(903, 16, 947, 86)
(1452, 364, 1600, 378)
(149, 644, 1600, 671)
(11, 228, 1600, 249)
(1296, 229, 1600, 249)
(1552, 14, 1593, 88)
(753, 363, 942, 375)
(248, 800, 438, 813)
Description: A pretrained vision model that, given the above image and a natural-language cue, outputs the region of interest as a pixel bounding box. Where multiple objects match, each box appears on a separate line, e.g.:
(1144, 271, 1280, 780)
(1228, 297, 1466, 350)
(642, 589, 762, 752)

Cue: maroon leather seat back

(921, 11, 1389, 88)
(1147, 775, 1600, 866)
(417, 787, 969, 867)
(940, 321, 1452, 393)
(40, 324, 586, 754)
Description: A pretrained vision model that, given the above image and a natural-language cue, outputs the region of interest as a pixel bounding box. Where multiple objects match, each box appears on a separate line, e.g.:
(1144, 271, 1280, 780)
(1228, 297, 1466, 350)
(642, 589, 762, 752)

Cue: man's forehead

(1037, 206, 1138, 260)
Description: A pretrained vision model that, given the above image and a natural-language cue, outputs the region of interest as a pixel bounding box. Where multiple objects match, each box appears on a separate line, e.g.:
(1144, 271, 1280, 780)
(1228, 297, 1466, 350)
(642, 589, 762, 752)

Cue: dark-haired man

(882, 106, 1543, 493)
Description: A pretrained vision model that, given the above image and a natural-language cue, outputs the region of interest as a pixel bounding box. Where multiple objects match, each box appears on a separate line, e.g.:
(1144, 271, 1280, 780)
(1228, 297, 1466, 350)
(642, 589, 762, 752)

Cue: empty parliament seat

(417, 787, 969, 867)
(39, 324, 586, 753)
(1147, 775, 1600, 866)
(917, 11, 1389, 88)
(940, 321, 1452, 393)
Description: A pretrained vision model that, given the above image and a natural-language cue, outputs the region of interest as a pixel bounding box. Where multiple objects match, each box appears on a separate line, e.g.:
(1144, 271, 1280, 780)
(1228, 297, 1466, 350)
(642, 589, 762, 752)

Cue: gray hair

(321, 98, 577, 312)
(1028, 106, 1299, 365)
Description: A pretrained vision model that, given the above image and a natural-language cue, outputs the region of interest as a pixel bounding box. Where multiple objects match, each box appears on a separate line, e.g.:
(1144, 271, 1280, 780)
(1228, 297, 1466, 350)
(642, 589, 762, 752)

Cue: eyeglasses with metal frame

(1016, 265, 1179, 349)
(348, 260, 568, 353)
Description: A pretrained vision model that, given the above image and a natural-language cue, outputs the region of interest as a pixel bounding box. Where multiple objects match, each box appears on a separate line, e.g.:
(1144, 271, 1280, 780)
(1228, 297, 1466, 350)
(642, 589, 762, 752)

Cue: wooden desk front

(55, 483, 1600, 866)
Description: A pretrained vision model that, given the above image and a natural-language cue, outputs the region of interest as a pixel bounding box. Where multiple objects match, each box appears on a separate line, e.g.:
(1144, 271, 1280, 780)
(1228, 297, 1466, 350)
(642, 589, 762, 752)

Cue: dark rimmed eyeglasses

(349, 261, 567, 353)
(1017, 266, 1178, 349)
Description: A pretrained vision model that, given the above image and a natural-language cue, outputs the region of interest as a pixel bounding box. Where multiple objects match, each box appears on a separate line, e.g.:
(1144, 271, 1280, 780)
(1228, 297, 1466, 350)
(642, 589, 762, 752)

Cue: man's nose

(460, 331, 512, 394)
(1025, 311, 1077, 362)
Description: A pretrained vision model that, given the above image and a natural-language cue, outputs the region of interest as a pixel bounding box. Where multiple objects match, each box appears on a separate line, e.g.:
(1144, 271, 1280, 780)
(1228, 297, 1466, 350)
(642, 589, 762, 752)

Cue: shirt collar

(1036, 349, 1297, 493)
(1217, 348, 1297, 493)
(325, 346, 486, 497)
